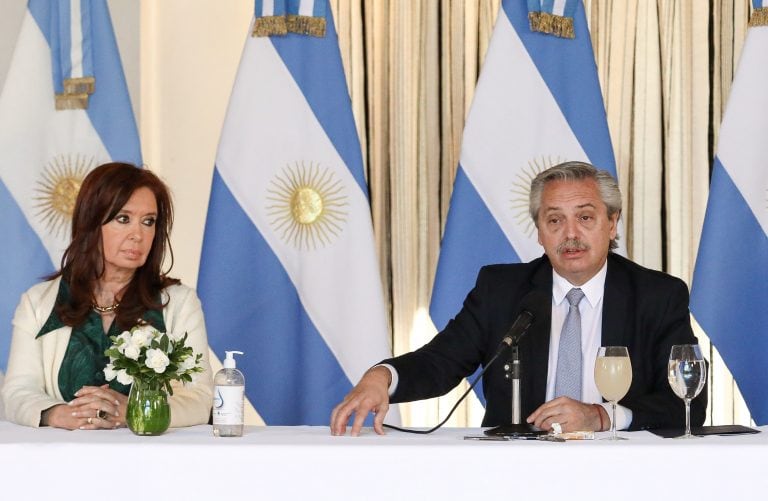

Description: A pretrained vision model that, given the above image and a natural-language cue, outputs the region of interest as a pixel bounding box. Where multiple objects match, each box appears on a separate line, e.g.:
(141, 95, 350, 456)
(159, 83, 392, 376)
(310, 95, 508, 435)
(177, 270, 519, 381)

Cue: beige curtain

(332, 0, 754, 427)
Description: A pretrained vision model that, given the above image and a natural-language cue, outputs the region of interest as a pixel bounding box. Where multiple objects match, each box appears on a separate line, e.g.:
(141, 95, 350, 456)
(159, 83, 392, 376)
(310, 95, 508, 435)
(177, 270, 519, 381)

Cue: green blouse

(36, 280, 165, 402)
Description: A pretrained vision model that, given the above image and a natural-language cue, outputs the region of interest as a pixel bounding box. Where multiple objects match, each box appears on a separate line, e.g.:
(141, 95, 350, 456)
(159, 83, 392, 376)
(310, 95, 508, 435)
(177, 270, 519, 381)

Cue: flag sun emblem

(267, 162, 348, 250)
(510, 156, 562, 237)
(34, 154, 95, 239)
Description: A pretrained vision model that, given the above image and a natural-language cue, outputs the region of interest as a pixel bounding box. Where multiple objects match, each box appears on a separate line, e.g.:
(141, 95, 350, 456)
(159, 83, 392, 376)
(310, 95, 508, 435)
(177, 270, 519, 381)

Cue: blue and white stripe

(255, 0, 325, 19)
(691, 13, 768, 424)
(50, 0, 95, 92)
(526, 0, 579, 18)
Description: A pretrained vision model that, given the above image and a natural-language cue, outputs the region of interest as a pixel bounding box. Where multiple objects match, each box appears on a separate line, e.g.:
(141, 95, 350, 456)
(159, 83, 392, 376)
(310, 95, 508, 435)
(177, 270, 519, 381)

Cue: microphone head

(517, 289, 550, 319)
(514, 309, 535, 331)
(502, 289, 550, 346)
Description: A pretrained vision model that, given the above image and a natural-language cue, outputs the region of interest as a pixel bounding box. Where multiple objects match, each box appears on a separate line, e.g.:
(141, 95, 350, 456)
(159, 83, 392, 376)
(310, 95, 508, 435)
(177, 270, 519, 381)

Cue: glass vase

(126, 379, 171, 435)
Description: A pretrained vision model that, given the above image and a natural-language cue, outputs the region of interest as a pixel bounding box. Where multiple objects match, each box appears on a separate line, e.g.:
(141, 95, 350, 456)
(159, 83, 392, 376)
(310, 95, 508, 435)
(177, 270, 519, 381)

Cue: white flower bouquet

(104, 323, 203, 394)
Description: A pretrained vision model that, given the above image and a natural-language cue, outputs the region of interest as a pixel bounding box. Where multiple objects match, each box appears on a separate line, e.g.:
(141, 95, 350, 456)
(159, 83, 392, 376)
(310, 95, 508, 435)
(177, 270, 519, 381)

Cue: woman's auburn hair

(51, 162, 179, 330)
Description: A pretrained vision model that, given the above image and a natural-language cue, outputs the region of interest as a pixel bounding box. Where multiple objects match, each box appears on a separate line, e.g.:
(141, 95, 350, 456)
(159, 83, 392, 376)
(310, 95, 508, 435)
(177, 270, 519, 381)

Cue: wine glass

(668, 344, 707, 439)
(594, 346, 632, 440)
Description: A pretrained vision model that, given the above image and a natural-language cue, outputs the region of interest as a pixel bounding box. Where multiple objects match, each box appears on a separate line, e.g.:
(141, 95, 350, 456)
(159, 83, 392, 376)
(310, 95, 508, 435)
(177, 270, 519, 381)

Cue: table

(1, 421, 765, 500)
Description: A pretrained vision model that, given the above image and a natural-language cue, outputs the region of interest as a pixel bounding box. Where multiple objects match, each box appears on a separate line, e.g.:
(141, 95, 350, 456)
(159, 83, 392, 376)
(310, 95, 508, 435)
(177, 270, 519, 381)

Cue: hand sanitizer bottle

(212, 350, 244, 437)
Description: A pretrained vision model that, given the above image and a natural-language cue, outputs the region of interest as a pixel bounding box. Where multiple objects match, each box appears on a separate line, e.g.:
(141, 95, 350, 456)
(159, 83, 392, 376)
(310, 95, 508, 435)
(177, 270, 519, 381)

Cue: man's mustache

(557, 238, 589, 254)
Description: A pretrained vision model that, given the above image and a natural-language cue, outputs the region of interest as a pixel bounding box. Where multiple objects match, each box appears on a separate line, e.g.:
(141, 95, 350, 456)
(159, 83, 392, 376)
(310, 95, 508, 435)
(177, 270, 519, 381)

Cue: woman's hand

(65, 384, 129, 429)
(41, 404, 89, 430)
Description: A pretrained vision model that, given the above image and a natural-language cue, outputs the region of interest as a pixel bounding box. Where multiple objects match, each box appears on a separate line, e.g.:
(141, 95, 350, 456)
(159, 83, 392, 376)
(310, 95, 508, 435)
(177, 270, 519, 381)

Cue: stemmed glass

(668, 344, 707, 439)
(594, 346, 633, 440)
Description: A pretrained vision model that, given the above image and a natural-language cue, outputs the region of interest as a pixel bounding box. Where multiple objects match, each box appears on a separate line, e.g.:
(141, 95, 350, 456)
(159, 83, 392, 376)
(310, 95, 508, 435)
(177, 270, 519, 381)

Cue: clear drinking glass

(594, 346, 632, 440)
(668, 344, 707, 439)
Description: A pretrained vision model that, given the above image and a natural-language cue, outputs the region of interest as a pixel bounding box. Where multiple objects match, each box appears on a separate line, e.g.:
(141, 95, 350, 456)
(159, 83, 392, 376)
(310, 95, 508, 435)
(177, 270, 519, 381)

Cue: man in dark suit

(330, 161, 706, 436)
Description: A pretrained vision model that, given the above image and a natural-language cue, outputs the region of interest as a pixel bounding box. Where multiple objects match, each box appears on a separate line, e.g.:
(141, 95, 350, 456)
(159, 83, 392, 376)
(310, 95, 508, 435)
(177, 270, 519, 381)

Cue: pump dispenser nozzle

(223, 350, 244, 369)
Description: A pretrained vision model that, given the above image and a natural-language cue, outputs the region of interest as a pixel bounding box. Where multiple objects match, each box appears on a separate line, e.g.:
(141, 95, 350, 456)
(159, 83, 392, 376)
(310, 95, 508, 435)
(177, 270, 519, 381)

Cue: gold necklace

(92, 301, 120, 314)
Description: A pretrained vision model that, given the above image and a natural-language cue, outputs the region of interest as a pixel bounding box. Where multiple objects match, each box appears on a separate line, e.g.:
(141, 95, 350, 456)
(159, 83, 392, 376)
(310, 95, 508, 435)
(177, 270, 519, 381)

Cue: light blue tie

(554, 288, 585, 400)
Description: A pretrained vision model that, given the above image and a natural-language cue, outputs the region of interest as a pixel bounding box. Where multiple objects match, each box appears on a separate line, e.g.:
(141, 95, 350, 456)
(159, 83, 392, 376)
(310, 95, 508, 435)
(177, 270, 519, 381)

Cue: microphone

(500, 310, 534, 347)
(500, 289, 548, 347)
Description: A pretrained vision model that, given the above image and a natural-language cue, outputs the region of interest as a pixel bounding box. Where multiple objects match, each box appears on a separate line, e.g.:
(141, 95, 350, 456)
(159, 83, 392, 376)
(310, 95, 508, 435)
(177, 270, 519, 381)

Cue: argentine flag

(0, 0, 141, 370)
(198, 1, 396, 425)
(431, 0, 621, 340)
(691, 2, 768, 425)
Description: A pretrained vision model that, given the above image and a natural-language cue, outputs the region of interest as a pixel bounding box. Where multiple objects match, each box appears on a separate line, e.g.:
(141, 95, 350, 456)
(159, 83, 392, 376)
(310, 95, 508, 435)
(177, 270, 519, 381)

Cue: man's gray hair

(529, 161, 622, 250)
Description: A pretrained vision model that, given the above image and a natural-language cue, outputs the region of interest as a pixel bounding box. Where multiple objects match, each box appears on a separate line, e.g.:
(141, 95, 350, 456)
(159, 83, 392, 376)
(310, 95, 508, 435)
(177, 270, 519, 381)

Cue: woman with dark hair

(2, 163, 212, 429)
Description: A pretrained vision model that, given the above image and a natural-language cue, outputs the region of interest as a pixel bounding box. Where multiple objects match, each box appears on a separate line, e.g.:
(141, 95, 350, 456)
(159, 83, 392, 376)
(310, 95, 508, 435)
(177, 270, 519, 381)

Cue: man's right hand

(330, 365, 392, 436)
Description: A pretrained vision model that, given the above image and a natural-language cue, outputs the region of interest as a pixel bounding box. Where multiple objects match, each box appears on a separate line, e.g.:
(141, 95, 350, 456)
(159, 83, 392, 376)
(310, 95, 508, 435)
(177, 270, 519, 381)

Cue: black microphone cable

(382, 339, 510, 435)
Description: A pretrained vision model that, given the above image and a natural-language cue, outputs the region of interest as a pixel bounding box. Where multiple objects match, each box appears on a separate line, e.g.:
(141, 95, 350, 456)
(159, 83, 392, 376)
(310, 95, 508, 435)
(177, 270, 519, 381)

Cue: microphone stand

(484, 341, 545, 437)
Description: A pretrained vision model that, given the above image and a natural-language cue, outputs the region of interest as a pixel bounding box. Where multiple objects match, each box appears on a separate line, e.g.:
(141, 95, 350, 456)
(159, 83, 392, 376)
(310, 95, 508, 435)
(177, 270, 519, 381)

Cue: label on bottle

(212, 385, 244, 425)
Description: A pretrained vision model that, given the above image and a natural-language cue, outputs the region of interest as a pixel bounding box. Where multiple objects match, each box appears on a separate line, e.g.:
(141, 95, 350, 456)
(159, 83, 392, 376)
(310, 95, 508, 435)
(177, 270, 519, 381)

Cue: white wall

(139, 0, 252, 288)
(0, 1, 26, 88)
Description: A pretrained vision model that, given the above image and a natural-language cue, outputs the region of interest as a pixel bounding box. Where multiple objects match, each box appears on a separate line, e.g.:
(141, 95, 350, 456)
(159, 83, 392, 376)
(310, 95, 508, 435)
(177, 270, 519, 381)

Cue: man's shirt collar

(552, 260, 608, 308)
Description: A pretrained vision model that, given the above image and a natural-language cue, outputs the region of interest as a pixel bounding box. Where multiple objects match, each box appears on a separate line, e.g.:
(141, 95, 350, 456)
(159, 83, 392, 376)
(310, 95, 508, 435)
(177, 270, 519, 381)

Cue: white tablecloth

(1, 421, 764, 500)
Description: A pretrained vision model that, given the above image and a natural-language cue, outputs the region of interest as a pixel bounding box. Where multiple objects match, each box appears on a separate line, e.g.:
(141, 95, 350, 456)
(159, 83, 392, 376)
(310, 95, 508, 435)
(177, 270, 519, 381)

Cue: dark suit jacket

(384, 253, 706, 430)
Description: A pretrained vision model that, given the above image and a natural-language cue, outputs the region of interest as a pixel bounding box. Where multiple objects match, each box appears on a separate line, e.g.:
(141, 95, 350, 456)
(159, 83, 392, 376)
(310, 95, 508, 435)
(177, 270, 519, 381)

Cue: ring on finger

(551, 422, 562, 434)
(87, 417, 93, 425)
(96, 409, 107, 420)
